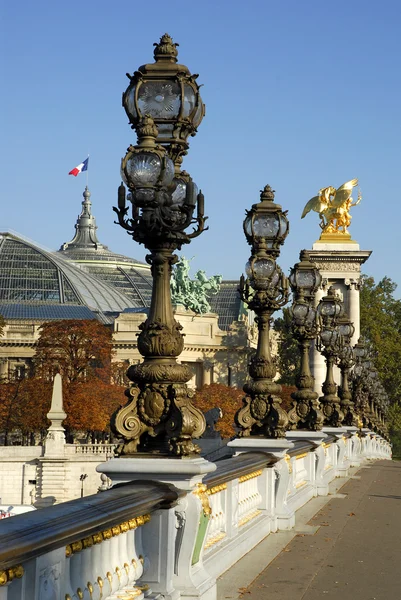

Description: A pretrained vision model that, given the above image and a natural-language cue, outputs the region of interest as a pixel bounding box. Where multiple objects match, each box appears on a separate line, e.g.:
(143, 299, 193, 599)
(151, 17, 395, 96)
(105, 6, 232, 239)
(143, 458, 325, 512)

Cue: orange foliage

(281, 385, 298, 413)
(63, 380, 124, 433)
(0, 377, 125, 442)
(194, 383, 298, 439)
(0, 379, 51, 441)
(195, 384, 244, 438)
(34, 320, 114, 383)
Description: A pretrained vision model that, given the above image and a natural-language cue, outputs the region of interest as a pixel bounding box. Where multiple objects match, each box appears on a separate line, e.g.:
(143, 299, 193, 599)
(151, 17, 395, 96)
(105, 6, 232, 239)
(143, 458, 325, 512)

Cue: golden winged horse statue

(301, 179, 361, 234)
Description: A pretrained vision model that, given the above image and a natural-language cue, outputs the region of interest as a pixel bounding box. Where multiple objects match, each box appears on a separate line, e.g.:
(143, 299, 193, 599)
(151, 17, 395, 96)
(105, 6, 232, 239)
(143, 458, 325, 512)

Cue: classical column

(346, 278, 361, 345)
(0, 359, 8, 379)
(202, 360, 214, 386)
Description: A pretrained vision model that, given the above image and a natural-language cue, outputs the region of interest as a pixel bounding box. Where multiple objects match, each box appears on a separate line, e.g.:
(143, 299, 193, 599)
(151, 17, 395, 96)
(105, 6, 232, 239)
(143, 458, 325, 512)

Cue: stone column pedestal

(98, 457, 217, 600)
(228, 438, 295, 529)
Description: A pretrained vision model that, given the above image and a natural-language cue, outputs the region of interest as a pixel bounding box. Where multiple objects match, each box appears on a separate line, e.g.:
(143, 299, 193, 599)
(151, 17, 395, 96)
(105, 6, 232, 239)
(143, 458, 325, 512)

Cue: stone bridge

(0, 431, 392, 600)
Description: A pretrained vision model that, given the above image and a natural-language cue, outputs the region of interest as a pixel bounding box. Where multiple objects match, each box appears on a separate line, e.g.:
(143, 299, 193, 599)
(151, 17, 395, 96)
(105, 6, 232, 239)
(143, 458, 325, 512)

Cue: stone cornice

(308, 249, 371, 265)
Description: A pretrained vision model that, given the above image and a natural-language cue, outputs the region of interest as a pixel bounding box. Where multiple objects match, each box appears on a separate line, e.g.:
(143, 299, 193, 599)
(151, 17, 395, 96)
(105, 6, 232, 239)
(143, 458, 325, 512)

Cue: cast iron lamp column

(287, 250, 324, 430)
(351, 337, 369, 428)
(317, 286, 344, 427)
(111, 36, 207, 457)
(337, 314, 358, 426)
(235, 185, 290, 439)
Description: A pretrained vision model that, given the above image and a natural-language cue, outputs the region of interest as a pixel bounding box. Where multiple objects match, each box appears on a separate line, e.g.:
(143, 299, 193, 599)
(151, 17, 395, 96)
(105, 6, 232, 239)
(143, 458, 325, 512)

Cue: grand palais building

(0, 187, 253, 388)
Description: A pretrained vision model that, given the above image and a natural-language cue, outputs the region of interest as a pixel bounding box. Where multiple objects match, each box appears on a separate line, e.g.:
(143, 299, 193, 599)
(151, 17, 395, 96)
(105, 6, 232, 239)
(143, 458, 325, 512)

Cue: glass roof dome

(57, 187, 153, 308)
(0, 232, 134, 319)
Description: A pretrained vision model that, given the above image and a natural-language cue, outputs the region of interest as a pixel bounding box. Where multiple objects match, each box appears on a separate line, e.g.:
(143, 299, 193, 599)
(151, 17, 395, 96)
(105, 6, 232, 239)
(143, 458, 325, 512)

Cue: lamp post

(80, 473, 87, 498)
(351, 337, 369, 428)
(235, 185, 290, 438)
(337, 313, 358, 426)
(111, 35, 207, 457)
(287, 250, 324, 430)
(317, 286, 344, 427)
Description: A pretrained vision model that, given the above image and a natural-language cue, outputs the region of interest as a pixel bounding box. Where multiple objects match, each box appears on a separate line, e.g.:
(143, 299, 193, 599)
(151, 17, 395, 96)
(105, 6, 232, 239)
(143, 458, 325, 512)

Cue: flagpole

(86, 153, 89, 188)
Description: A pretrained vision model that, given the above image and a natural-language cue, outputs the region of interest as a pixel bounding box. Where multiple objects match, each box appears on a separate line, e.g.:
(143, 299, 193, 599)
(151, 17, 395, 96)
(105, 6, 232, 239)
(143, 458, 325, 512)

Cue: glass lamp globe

(122, 34, 205, 157)
(243, 186, 289, 253)
(292, 302, 309, 322)
(354, 339, 367, 360)
(338, 317, 355, 340)
(320, 328, 339, 347)
(318, 287, 342, 320)
(289, 250, 322, 298)
(245, 256, 276, 289)
(122, 152, 174, 188)
(171, 176, 198, 208)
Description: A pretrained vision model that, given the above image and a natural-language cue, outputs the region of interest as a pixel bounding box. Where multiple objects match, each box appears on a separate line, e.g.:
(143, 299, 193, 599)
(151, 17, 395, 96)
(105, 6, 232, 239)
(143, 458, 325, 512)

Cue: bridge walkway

(218, 460, 401, 600)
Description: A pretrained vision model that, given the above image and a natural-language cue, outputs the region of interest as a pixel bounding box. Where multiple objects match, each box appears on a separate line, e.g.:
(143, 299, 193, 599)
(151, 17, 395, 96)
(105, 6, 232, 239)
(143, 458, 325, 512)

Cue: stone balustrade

(65, 444, 117, 457)
(0, 431, 391, 600)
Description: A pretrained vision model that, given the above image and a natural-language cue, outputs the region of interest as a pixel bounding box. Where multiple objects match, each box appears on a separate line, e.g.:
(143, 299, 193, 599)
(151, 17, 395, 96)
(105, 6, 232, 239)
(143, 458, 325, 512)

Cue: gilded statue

(301, 179, 361, 234)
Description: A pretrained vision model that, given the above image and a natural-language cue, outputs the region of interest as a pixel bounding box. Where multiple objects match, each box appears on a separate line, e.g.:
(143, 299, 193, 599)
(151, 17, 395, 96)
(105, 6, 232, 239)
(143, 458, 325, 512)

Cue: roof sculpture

(171, 256, 222, 314)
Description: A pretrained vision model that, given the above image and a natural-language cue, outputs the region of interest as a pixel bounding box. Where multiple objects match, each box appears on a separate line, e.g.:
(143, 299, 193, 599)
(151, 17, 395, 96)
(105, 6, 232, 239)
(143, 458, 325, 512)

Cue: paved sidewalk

(217, 461, 401, 600)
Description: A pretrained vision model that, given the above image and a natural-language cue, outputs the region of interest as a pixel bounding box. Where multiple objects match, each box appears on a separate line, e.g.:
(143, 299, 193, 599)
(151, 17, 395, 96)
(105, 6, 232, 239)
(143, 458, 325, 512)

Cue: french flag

(69, 157, 89, 177)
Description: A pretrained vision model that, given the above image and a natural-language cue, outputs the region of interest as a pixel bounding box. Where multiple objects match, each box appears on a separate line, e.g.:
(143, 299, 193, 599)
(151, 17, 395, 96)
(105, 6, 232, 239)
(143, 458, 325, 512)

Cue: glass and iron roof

(0, 233, 134, 319)
(209, 281, 243, 331)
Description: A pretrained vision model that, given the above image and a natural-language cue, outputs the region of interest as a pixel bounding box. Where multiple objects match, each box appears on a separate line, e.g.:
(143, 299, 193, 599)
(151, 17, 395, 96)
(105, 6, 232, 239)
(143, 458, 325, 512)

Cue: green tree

(273, 308, 300, 385)
(360, 275, 401, 402)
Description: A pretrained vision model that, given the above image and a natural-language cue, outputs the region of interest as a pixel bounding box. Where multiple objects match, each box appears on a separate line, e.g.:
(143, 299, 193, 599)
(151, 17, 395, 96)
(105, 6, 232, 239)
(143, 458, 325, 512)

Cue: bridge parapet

(0, 432, 391, 600)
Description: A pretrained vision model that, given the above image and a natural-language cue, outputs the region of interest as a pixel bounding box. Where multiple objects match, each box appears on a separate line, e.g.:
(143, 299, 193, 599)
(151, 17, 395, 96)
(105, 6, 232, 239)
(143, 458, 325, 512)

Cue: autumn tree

(0, 313, 5, 339)
(0, 319, 125, 444)
(0, 378, 51, 444)
(34, 319, 114, 383)
(195, 384, 244, 438)
(62, 380, 124, 442)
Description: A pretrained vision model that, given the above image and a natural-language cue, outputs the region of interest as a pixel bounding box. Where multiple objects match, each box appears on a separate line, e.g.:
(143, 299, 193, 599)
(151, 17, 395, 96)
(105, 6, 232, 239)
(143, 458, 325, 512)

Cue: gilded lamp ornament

(112, 36, 207, 457)
(235, 185, 290, 439)
(287, 250, 324, 431)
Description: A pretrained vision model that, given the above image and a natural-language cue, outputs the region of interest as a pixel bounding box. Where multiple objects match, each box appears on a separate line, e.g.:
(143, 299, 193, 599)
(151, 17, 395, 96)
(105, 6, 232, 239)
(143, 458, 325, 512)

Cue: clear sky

(1, 1, 400, 296)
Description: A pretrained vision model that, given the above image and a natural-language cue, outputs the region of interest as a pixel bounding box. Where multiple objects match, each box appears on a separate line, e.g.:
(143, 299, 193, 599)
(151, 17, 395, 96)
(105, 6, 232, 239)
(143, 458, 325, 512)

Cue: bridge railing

(0, 481, 181, 600)
(0, 431, 391, 600)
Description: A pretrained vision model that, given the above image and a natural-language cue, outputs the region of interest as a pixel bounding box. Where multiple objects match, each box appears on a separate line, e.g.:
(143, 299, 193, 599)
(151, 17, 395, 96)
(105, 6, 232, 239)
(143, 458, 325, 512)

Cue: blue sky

(1, 1, 400, 296)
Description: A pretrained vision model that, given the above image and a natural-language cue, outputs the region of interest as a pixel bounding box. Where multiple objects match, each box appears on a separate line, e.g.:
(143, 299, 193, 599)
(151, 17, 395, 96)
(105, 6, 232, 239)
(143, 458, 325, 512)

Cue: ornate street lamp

(111, 36, 207, 457)
(351, 337, 369, 427)
(367, 366, 380, 431)
(122, 33, 205, 171)
(287, 250, 324, 430)
(316, 286, 344, 427)
(235, 186, 290, 438)
(337, 313, 358, 426)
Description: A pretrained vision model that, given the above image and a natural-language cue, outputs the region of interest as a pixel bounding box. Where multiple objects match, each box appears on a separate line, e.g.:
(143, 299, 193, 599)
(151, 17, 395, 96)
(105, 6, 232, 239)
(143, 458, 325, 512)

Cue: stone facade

(0, 307, 254, 389)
